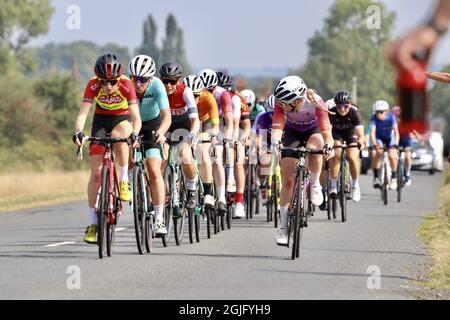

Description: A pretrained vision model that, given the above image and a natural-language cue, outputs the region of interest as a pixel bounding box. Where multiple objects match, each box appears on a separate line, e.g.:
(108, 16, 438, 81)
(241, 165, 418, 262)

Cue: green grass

(419, 169, 450, 292)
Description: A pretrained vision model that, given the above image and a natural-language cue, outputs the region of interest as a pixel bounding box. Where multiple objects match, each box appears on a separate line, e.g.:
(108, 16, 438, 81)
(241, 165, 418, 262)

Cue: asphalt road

(0, 171, 442, 300)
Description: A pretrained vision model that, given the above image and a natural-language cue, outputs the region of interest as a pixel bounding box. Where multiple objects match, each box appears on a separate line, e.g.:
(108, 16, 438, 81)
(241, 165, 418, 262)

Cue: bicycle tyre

(98, 166, 109, 259)
(107, 176, 119, 257)
(132, 166, 144, 254)
(340, 163, 347, 223)
(292, 170, 304, 260)
(274, 174, 279, 228)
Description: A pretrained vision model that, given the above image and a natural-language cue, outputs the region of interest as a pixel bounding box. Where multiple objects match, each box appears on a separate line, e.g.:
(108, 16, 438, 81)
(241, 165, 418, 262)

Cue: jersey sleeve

(183, 86, 199, 119)
(353, 108, 363, 127)
(154, 78, 170, 110)
(272, 102, 285, 131)
(121, 80, 138, 105)
(231, 95, 242, 119)
(391, 113, 398, 128)
(83, 79, 98, 104)
(220, 91, 232, 114)
(316, 108, 331, 132)
(206, 93, 220, 125)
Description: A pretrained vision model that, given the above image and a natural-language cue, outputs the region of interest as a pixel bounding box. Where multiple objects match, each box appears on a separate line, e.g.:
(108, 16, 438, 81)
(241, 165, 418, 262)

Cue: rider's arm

(271, 102, 285, 146)
(184, 86, 200, 135)
(129, 103, 142, 135)
(155, 79, 172, 137)
(354, 109, 365, 146)
(75, 102, 92, 133)
(241, 118, 251, 142)
(370, 125, 378, 147)
(427, 71, 450, 83)
(221, 92, 234, 141)
(316, 108, 333, 147)
(392, 114, 400, 145)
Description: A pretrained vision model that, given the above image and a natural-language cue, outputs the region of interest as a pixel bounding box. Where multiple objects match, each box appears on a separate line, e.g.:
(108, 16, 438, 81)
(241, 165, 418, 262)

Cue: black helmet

(334, 90, 352, 104)
(217, 71, 232, 89)
(94, 53, 123, 79)
(159, 62, 183, 78)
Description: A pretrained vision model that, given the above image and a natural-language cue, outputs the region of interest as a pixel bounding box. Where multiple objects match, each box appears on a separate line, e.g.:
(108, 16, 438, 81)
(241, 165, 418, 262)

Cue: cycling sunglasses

(99, 78, 120, 86)
(337, 103, 351, 109)
(132, 76, 151, 84)
(161, 78, 178, 85)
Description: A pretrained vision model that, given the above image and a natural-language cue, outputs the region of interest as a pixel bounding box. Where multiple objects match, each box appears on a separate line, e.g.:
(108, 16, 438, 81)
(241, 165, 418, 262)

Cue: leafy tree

(161, 14, 192, 75)
(298, 0, 396, 119)
(135, 15, 160, 66)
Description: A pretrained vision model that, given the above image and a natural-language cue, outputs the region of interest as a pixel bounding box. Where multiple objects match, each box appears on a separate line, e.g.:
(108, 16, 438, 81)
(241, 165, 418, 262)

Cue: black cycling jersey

(329, 105, 363, 132)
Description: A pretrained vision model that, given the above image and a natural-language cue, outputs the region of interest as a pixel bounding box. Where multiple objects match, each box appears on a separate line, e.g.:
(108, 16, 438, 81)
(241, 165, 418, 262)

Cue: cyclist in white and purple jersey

(252, 94, 275, 204)
(271, 76, 334, 246)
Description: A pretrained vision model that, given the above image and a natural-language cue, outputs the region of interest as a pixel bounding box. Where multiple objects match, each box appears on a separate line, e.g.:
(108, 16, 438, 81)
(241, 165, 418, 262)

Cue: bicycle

(332, 143, 359, 223)
(320, 160, 334, 220)
(77, 134, 128, 259)
(163, 137, 189, 246)
(280, 146, 323, 260)
(222, 138, 235, 230)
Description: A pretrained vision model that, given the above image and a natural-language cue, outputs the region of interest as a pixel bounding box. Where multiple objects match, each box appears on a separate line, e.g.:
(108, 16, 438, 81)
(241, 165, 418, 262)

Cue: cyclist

(128, 55, 171, 235)
(370, 100, 400, 190)
(73, 53, 142, 244)
(252, 95, 276, 205)
(224, 75, 251, 218)
(200, 69, 234, 215)
(241, 89, 266, 126)
(328, 90, 365, 202)
(159, 62, 200, 209)
(391, 105, 415, 186)
(183, 74, 221, 211)
(271, 76, 334, 246)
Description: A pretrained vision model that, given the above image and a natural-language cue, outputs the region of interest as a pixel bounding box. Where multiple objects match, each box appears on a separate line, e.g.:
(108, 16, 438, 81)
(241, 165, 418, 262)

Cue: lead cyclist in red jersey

(73, 53, 142, 244)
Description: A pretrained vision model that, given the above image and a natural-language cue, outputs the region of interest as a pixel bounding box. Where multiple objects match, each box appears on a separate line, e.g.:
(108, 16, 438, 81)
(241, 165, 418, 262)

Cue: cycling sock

(373, 169, 379, 179)
(119, 166, 129, 182)
(88, 207, 97, 225)
(235, 192, 244, 204)
(187, 178, 197, 191)
(406, 166, 411, 177)
(203, 183, 212, 196)
(154, 205, 163, 222)
(330, 178, 337, 189)
(353, 179, 360, 188)
(226, 165, 235, 181)
(391, 171, 397, 179)
(280, 206, 289, 228)
(217, 186, 226, 203)
(310, 171, 320, 185)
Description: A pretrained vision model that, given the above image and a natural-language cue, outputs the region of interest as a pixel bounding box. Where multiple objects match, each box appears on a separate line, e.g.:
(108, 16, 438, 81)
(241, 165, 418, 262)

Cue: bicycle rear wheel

(273, 174, 279, 228)
(98, 166, 109, 259)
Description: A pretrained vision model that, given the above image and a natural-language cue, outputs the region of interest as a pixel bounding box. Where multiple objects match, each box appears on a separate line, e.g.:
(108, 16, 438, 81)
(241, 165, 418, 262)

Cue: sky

(30, 0, 450, 72)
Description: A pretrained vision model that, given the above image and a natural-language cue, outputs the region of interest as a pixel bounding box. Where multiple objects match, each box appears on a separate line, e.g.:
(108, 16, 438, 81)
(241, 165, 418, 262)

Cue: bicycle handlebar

(76, 136, 129, 160)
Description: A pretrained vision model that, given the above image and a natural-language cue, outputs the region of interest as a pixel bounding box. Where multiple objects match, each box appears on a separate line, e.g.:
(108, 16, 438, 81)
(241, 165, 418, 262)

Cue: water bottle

(395, 51, 430, 135)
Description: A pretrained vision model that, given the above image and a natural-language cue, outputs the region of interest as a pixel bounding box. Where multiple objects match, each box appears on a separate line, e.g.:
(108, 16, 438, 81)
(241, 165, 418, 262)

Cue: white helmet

(273, 76, 307, 103)
(240, 89, 256, 105)
(265, 94, 276, 112)
(128, 55, 156, 78)
(183, 75, 204, 95)
(198, 69, 218, 90)
(326, 99, 336, 109)
(373, 100, 389, 112)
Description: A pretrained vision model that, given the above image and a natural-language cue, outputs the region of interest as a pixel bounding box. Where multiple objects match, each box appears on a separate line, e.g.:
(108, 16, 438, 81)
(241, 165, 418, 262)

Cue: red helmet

(391, 105, 401, 116)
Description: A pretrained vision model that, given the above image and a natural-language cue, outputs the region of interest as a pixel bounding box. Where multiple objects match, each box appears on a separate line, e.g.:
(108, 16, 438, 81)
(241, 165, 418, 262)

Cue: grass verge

(0, 170, 89, 212)
(418, 169, 450, 295)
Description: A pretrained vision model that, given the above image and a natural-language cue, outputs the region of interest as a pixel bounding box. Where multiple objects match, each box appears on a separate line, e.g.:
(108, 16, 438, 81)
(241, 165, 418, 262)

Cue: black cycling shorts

(141, 115, 161, 153)
(281, 127, 321, 159)
(332, 129, 359, 144)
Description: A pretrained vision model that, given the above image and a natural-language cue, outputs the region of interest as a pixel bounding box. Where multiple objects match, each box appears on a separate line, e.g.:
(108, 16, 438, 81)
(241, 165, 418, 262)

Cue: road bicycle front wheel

(397, 159, 403, 203)
(133, 166, 144, 254)
(339, 165, 347, 223)
(107, 179, 120, 257)
(383, 162, 388, 206)
(98, 166, 109, 259)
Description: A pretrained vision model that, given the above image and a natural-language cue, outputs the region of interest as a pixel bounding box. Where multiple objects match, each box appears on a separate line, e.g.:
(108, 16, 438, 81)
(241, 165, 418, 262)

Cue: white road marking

(45, 227, 127, 247)
(45, 241, 76, 247)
